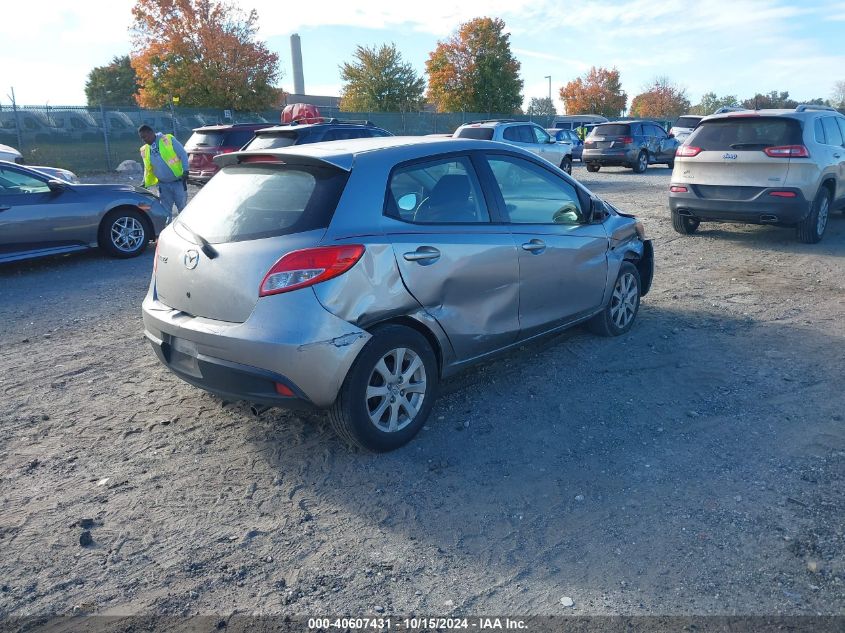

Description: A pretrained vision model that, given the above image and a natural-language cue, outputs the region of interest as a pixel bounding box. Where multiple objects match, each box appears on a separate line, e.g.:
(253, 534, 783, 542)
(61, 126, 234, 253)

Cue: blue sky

(2, 0, 844, 112)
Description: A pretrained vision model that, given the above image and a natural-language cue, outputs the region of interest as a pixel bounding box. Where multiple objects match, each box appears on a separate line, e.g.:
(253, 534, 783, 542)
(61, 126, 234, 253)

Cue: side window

(821, 117, 844, 146)
(487, 155, 585, 225)
(651, 124, 667, 138)
(532, 126, 551, 144)
(837, 118, 845, 144)
(386, 156, 490, 224)
(503, 127, 519, 142)
(0, 167, 50, 195)
(518, 126, 535, 144)
(630, 123, 641, 136)
(814, 119, 826, 144)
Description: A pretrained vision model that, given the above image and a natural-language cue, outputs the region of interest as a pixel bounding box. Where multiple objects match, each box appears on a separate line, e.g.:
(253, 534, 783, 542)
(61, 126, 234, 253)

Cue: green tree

(832, 80, 845, 109)
(741, 90, 797, 110)
(131, 0, 281, 110)
(527, 97, 556, 117)
(425, 17, 523, 114)
(559, 67, 626, 118)
(339, 44, 425, 112)
(85, 55, 139, 106)
(690, 92, 740, 115)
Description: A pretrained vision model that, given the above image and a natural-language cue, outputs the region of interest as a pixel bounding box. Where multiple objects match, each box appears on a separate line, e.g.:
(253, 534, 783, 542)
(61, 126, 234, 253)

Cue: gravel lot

(1, 163, 843, 622)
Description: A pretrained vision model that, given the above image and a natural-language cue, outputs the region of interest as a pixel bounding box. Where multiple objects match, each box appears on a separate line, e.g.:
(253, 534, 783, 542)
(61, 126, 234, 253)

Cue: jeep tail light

(764, 145, 809, 158)
(676, 145, 703, 157)
(670, 185, 688, 193)
(619, 136, 633, 144)
(259, 245, 365, 297)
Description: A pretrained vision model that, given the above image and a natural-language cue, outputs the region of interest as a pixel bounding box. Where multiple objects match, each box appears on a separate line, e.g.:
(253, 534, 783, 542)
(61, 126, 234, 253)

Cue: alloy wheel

(365, 347, 427, 433)
(610, 272, 638, 329)
(817, 195, 829, 237)
(110, 216, 145, 253)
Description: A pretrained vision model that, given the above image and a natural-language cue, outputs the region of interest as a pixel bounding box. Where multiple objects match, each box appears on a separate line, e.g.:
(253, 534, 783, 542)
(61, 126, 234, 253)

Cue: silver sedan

(143, 137, 653, 451)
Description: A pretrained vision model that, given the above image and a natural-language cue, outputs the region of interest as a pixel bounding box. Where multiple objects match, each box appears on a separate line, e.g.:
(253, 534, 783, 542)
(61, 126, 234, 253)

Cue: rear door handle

(403, 246, 441, 263)
(521, 239, 546, 253)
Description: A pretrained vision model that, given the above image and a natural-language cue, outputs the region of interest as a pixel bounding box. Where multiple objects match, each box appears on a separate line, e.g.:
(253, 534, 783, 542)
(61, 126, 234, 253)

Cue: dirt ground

(1, 163, 843, 623)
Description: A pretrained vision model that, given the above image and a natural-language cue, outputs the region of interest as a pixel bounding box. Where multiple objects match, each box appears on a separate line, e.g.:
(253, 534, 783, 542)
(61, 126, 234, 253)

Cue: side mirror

(667, 133, 675, 138)
(397, 193, 419, 212)
(47, 179, 68, 193)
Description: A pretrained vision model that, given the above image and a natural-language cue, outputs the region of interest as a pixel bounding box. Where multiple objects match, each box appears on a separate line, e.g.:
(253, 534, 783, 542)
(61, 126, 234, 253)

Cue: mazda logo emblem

(184, 249, 199, 269)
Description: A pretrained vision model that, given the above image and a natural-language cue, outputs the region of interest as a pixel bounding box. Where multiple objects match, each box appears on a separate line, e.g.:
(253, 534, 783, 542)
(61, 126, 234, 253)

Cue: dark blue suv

(242, 119, 392, 151)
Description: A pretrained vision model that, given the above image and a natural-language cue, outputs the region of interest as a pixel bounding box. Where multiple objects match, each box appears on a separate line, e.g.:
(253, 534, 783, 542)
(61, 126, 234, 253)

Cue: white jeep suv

(669, 105, 845, 243)
(453, 120, 574, 175)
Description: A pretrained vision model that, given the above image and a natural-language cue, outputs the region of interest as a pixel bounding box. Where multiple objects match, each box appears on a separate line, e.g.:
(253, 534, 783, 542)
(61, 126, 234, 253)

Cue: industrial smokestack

(290, 34, 304, 95)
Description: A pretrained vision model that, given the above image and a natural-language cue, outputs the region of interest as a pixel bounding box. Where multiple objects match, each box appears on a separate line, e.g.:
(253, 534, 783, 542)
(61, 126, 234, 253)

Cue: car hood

(71, 183, 156, 196)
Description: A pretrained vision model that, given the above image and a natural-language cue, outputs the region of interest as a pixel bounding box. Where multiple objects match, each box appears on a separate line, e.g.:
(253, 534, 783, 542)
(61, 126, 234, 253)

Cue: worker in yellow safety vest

(138, 124, 190, 219)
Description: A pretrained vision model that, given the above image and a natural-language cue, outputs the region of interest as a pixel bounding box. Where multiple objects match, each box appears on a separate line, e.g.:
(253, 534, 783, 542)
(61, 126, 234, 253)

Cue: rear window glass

(687, 117, 803, 150)
(223, 129, 258, 148)
(674, 116, 702, 128)
(185, 131, 225, 149)
(590, 124, 630, 136)
(177, 164, 348, 243)
(242, 132, 299, 150)
(456, 127, 494, 140)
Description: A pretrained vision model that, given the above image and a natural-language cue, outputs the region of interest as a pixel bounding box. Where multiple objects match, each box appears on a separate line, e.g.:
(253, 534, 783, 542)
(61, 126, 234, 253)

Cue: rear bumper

(583, 148, 637, 166)
(668, 186, 811, 225)
(142, 287, 371, 408)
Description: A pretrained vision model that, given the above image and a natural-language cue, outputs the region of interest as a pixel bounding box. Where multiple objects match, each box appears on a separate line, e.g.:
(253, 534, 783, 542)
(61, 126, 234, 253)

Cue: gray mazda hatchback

(142, 137, 653, 451)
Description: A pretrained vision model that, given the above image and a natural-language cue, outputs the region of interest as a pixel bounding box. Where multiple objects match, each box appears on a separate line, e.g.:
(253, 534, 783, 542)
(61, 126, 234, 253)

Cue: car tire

(633, 151, 648, 173)
(588, 262, 641, 337)
(329, 325, 439, 452)
(560, 156, 573, 175)
(666, 160, 675, 170)
(98, 207, 151, 258)
(671, 209, 700, 235)
(796, 186, 831, 244)
(586, 163, 601, 173)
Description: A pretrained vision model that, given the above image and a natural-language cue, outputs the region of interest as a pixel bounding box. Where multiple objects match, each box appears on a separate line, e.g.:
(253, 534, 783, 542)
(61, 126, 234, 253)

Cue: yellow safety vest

(140, 134, 184, 187)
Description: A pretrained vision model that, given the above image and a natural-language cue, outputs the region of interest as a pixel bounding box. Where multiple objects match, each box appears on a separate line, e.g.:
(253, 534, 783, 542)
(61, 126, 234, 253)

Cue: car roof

(217, 136, 530, 172)
(193, 123, 270, 132)
(702, 107, 845, 123)
(254, 122, 386, 134)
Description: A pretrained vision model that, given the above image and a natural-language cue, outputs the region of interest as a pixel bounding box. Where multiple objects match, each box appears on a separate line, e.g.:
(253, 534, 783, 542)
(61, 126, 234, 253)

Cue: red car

(185, 123, 270, 185)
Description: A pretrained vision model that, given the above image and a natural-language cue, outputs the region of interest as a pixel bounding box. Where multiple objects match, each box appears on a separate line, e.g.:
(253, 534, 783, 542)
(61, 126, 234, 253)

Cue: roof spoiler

(213, 149, 353, 172)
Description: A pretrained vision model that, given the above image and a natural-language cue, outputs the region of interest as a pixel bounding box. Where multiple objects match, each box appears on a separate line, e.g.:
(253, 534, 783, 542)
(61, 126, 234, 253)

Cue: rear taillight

(259, 245, 365, 297)
(769, 190, 797, 198)
(619, 136, 633, 144)
(764, 145, 809, 158)
(670, 185, 688, 193)
(676, 145, 703, 157)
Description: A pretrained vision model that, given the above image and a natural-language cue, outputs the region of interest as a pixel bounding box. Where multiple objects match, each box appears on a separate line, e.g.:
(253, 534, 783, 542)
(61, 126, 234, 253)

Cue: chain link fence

(0, 104, 559, 174)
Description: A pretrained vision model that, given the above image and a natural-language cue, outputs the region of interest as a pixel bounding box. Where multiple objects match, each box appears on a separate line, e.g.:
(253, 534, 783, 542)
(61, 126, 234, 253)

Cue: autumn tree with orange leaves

(629, 77, 690, 120)
(560, 67, 626, 118)
(425, 17, 523, 114)
(130, 0, 281, 110)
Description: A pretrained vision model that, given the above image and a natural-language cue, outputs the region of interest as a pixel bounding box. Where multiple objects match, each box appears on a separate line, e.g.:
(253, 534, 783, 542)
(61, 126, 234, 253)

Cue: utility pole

(544, 76, 551, 101)
(8, 87, 23, 151)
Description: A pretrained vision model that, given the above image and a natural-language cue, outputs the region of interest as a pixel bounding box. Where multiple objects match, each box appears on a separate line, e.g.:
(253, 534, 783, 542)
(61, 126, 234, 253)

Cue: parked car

(142, 137, 653, 451)
(669, 115, 703, 142)
(669, 104, 845, 243)
(0, 144, 22, 163)
(91, 110, 138, 140)
(0, 160, 169, 263)
(548, 128, 583, 160)
(29, 165, 79, 183)
(552, 114, 609, 132)
(453, 120, 574, 174)
(45, 109, 102, 142)
(184, 123, 271, 185)
(241, 119, 392, 150)
(583, 121, 679, 173)
(0, 110, 69, 143)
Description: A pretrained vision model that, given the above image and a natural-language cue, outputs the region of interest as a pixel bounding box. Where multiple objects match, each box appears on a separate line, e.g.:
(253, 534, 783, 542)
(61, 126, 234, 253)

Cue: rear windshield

(674, 116, 702, 128)
(176, 164, 348, 243)
(590, 124, 630, 136)
(185, 131, 225, 149)
(687, 117, 803, 150)
(456, 127, 495, 140)
(243, 132, 299, 150)
(222, 129, 259, 148)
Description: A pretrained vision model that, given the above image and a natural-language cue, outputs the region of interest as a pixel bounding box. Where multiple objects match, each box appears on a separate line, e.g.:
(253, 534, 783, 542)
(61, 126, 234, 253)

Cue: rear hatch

(186, 128, 260, 172)
(584, 123, 631, 149)
(154, 160, 349, 323)
(676, 116, 804, 194)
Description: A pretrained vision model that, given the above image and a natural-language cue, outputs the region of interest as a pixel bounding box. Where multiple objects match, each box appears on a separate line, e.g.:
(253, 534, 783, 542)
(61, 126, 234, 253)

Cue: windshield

(687, 117, 803, 150)
(455, 127, 494, 140)
(243, 132, 299, 150)
(674, 116, 702, 129)
(177, 163, 348, 243)
(590, 124, 630, 136)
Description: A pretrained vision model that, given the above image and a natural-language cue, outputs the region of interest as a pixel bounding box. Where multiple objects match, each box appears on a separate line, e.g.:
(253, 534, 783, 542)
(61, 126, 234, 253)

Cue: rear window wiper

(176, 220, 218, 259)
